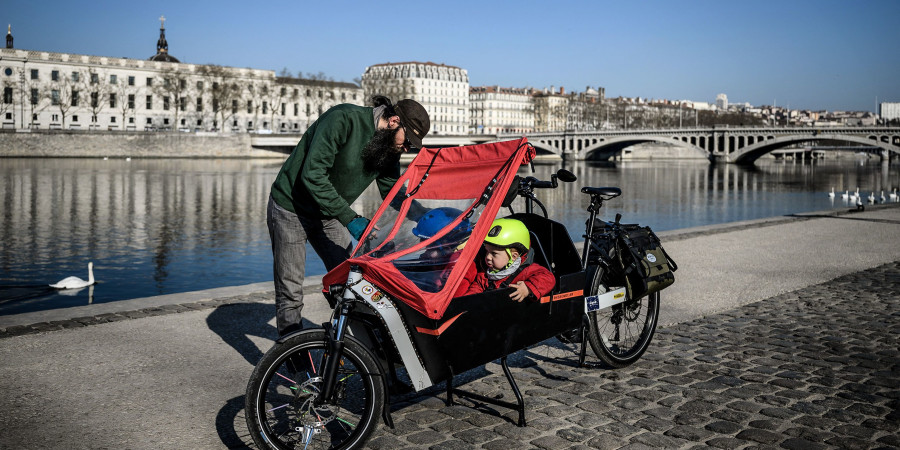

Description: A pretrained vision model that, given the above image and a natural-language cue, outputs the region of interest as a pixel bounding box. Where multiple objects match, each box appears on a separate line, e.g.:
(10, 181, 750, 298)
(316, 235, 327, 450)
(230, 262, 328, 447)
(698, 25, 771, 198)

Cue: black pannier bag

(588, 219, 678, 300)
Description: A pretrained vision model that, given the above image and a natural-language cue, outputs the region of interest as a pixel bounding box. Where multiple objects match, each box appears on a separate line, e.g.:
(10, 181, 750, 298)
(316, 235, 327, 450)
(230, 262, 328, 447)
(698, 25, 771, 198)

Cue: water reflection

(526, 157, 899, 235)
(0, 158, 283, 314)
(0, 156, 896, 315)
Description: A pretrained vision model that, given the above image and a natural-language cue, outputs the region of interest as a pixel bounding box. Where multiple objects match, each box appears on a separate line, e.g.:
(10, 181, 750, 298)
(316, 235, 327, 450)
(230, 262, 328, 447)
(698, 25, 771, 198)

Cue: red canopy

(322, 137, 534, 319)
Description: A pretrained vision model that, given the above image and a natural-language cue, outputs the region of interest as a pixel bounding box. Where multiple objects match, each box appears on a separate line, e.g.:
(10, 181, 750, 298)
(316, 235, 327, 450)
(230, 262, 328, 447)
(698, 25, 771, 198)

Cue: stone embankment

(0, 129, 286, 158)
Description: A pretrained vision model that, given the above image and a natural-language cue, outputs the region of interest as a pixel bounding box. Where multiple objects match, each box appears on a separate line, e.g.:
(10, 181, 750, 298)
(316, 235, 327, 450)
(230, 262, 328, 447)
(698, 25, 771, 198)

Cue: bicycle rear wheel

(585, 269, 660, 368)
(245, 329, 385, 450)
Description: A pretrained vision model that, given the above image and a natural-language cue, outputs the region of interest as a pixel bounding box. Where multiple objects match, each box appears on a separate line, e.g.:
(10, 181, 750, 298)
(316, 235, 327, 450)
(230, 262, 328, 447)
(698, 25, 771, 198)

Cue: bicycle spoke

(308, 350, 317, 374)
(275, 371, 297, 385)
(266, 402, 290, 413)
(337, 416, 356, 428)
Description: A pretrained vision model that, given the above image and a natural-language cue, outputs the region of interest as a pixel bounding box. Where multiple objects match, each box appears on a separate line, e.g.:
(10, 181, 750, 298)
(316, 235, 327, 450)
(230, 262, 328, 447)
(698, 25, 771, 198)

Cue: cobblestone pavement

(2, 254, 898, 448)
(364, 262, 900, 449)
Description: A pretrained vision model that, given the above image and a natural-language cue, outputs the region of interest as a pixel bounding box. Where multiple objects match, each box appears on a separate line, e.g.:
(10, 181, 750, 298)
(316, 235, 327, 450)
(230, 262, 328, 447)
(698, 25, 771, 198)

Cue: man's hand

(348, 216, 370, 240)
(509, 281, 530, 302)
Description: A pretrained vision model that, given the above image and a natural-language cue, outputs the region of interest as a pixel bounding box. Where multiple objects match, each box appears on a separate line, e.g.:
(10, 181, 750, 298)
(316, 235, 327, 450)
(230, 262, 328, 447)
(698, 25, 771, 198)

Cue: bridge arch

(527, 140, 562, 157)
(731, 134, 900, 164)
(580, 135, 707, 161)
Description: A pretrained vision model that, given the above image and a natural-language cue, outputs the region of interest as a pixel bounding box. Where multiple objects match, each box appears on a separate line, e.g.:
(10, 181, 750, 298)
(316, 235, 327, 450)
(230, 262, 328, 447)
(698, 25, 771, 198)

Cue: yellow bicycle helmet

(484, 218, 530, 258)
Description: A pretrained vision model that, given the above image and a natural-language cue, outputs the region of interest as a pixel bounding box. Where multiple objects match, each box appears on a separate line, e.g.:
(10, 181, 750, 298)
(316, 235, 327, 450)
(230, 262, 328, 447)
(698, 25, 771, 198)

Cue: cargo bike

(245, 138, 677, 449)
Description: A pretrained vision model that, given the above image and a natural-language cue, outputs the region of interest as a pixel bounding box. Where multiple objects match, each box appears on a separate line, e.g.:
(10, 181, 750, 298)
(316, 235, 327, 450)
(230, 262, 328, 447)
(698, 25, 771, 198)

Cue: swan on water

(890, 189, 898, 201)
(880, 191, 886, 203)
(868, 192, 876, 203)
(841, 190, 849, 200)
(50, 262, 95, 289)
(828, 187, 835, 198)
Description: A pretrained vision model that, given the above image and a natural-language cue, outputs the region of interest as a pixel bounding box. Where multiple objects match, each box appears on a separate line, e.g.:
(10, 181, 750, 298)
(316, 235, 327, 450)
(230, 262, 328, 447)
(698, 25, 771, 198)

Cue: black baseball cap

(394, 99, 430, 149)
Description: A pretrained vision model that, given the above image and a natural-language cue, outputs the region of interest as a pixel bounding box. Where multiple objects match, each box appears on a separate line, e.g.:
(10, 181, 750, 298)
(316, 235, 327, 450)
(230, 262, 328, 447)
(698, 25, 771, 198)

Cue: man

(267, 96, 430, 336)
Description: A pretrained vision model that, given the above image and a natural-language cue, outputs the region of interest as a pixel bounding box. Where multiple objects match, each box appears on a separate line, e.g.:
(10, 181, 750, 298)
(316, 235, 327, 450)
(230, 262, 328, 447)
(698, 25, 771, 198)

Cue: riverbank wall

(0, 130, 287, 158)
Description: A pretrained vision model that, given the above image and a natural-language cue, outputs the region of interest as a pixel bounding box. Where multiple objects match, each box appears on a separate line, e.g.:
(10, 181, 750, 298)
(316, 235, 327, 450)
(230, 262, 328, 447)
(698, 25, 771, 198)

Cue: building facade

(533, 87, 569, 132)
(880, 102, 900, 121)
(716, 93, 728, 111)
(0, 24, 362, 133)
(469, 86, 535, 134)
(361, 62, 469, 135)
(566, 86, 605, 131)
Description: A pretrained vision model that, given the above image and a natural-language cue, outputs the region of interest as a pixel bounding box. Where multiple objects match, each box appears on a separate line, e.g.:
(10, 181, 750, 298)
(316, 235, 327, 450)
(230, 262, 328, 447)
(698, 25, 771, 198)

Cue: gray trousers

(267, 196, 352, 336)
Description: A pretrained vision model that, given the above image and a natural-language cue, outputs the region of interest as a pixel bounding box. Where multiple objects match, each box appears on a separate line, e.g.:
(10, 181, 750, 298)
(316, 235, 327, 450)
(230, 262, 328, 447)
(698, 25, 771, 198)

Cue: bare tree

(85, 68, 111, 130)
(113, 78, 137, 130)
(262, 78, 296, 132)
(302, 72, 335, 129)
(154, 66, 189, 130)
(243, 80, 265, 131)
(23, 76, 50, 128)
(49, 69, 83, 128)
(196, 65, 241, 131)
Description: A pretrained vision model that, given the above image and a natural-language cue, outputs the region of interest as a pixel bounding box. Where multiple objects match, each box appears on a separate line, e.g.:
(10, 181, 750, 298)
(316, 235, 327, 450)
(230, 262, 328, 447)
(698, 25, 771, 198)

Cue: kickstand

(578, 325, 588, 367)
(446, 356, 526, 427)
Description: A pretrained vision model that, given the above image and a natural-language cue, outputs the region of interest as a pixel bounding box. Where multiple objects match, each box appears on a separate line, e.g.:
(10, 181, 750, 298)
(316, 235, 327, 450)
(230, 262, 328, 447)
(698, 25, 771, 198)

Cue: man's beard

(362, 128, 401, 173)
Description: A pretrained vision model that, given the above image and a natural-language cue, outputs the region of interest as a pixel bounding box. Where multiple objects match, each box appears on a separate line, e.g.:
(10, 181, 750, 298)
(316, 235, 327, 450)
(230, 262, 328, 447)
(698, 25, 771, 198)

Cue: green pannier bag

(615, 225, 677, 300)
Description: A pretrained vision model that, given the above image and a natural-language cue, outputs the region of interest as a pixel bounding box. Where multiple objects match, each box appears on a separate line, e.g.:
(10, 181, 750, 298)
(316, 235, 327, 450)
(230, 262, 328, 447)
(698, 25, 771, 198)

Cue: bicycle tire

(585, 268, 660, 368)
(245, 329, 385, 450)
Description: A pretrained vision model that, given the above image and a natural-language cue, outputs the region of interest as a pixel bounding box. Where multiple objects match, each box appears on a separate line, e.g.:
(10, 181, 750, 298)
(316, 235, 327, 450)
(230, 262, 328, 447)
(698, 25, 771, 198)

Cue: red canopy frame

(323, 137, 535, 319)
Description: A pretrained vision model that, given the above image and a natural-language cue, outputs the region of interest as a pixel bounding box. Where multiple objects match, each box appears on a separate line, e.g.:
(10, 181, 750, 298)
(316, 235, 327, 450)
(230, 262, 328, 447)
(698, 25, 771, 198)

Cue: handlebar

(516, 169, 577, 217)
(520, 169, 577, 190)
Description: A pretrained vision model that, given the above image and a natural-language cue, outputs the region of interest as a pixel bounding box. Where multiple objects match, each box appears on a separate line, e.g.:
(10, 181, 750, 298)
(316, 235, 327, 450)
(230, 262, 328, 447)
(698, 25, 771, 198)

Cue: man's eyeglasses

(399, 123, 417, 151)
(402, 136, 417, 151)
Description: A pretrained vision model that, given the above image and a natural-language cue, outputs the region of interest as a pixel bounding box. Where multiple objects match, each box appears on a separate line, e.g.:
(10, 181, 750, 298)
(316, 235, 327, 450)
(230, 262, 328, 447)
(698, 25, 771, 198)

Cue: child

(464, 218, 556, 302)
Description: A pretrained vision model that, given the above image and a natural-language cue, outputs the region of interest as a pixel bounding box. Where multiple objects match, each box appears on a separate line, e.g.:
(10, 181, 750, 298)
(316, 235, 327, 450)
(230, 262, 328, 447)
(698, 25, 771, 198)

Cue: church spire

(6, 24, 13, 49)
(148, 15, 179, 63)
(156, 15, 168, 54)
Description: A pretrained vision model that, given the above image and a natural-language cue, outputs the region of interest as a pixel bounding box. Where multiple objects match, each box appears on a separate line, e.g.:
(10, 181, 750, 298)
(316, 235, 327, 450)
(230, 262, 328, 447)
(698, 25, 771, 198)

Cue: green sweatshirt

(270, 104, 399, 225)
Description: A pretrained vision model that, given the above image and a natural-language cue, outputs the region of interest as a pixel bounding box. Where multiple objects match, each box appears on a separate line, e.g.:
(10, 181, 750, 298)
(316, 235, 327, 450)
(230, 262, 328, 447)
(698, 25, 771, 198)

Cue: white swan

(828, 187, 835, 198)
(841, 190, 849, 200)
(868, 192, 875, 203)
(880, 191, 886, 203)
(849, 188, 858, 201)
(890, 189, 898, 201)
(50, 262, 95, 289)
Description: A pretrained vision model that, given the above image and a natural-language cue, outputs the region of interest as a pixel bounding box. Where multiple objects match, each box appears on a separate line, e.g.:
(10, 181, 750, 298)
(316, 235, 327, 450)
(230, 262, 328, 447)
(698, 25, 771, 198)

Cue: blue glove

(347, 216, 370, 241)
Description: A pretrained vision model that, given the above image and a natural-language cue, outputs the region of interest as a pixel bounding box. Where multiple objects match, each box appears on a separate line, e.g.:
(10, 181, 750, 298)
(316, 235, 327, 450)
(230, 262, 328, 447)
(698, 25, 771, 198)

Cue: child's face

(484, 242, 519, 271)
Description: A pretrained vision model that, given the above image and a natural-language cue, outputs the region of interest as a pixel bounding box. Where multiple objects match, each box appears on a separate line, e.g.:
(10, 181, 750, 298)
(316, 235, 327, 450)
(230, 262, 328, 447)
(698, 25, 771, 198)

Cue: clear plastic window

(354, 182, 487, 293)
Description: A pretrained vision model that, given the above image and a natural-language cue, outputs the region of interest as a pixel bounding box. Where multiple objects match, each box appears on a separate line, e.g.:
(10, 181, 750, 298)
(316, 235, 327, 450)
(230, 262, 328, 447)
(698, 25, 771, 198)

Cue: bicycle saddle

(581, 186, 622, 198)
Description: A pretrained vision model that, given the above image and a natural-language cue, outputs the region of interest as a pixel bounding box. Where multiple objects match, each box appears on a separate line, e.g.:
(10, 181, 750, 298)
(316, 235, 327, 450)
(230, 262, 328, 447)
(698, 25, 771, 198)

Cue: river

(1, 154, 897, 315)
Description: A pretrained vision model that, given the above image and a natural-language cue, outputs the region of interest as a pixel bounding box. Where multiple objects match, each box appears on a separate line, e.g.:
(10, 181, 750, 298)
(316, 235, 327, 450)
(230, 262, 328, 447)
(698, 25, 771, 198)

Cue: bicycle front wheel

(585, 269, 660, 368)
(245, 329, 385, 450)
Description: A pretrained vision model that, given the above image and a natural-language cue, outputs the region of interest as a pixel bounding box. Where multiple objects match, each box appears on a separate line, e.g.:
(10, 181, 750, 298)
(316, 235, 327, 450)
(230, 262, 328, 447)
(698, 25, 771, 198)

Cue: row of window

(9, 111, 313, 132)
(4, 68, 360, 102)
(3, 87, 330, 117)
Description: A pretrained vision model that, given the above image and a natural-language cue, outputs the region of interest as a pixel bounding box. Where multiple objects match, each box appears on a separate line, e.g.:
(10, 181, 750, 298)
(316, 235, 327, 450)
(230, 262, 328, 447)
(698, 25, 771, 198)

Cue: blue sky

(4, 0, 898, 112)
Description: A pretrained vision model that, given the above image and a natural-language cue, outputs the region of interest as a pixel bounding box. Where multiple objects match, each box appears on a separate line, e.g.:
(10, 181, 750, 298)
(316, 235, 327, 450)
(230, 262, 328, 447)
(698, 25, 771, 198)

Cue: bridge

(503, 127, 900, 164)
(250, 127, 900, 165)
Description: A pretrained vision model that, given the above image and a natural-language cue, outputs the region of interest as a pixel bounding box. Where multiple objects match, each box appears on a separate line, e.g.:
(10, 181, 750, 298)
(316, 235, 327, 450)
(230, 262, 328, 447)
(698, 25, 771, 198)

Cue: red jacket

(464, 263, 556, 299)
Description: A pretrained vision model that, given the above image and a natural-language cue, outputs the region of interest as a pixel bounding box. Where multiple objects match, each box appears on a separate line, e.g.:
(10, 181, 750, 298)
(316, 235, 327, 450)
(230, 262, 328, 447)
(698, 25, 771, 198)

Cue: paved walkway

(1, 205, 899, 449)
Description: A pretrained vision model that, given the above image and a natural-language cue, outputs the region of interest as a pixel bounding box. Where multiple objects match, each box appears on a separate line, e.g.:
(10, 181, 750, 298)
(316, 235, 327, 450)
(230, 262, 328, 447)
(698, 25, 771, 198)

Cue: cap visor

(404, 126, 423, 148)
